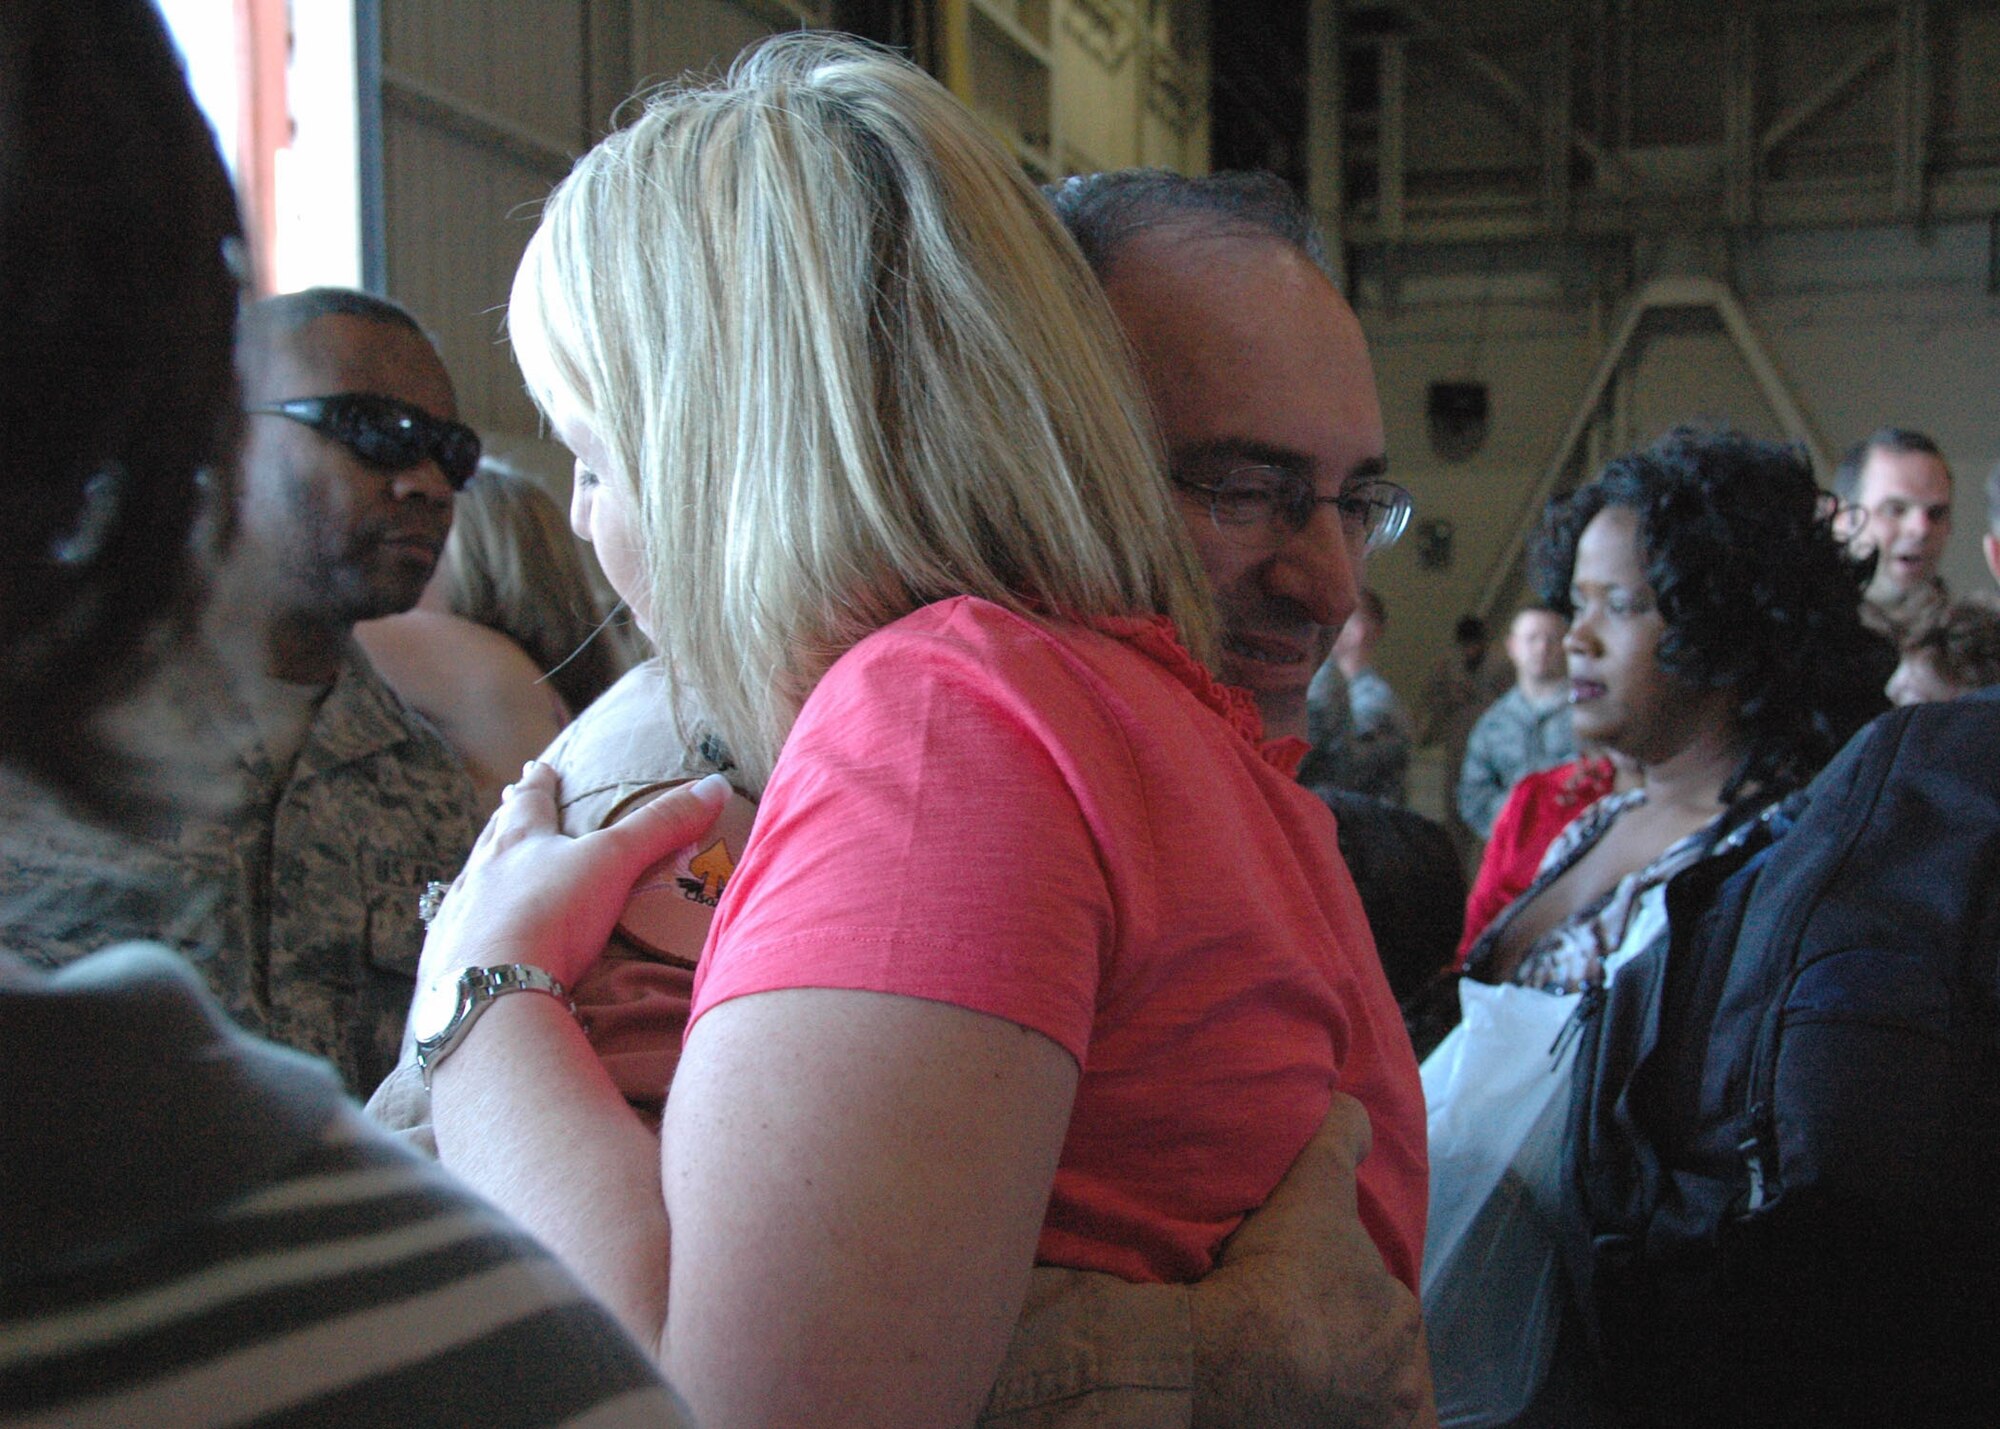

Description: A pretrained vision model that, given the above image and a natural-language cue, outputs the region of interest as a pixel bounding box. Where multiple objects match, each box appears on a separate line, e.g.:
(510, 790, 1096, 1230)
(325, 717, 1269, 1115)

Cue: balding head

(1063, 184, 1384, 739)
(1046, 168, 1335, 288)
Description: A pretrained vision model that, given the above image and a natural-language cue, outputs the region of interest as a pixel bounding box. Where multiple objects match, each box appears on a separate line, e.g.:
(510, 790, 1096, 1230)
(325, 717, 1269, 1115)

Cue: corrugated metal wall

(372, 0, 1213, 447)
(376, 0, 825, 443)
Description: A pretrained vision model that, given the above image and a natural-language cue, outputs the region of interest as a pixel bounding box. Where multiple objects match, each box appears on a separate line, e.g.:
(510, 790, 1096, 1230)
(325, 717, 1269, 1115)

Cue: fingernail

(689, 772, 732, 804)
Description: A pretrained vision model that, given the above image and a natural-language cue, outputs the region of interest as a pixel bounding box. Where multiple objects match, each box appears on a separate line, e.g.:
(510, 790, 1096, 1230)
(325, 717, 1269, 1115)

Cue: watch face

(409, 968, 471, 1046)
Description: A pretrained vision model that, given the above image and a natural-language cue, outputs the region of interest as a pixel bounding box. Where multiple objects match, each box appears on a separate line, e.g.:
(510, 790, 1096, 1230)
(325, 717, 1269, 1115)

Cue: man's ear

(1984, 531, 2000, 588)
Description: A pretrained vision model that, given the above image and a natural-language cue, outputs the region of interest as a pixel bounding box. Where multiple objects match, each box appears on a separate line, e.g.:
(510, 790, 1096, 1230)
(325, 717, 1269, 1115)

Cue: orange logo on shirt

(679, 839, 736, 906)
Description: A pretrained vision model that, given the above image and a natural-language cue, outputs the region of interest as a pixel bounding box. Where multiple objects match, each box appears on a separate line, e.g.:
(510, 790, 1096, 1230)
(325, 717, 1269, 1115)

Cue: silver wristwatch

(410, 964, 576, 1089)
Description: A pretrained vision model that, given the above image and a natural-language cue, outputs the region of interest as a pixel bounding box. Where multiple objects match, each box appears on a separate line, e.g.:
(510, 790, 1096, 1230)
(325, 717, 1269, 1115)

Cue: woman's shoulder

(817, 598, 1232, 762)
(359, 610, 557, 712)
(822, 599, 1151, 710)
(856, 596, 1107, 660)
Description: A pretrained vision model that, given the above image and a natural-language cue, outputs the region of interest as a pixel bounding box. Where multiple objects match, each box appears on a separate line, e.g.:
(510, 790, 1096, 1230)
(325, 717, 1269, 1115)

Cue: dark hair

(237, 287, 429, 368)
(1453, 614, 1488, 645)
(1902, 598, 2000, 694)
(1043, 168, 1332, 283)
(1531, 427, 1884, 810)
(1, 0, 243, 807)
(1833, 426, 1949, 503)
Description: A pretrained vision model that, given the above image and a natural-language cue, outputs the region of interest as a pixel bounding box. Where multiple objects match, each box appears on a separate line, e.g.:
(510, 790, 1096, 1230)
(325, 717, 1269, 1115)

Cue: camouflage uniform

(0, 639, 475, 1095)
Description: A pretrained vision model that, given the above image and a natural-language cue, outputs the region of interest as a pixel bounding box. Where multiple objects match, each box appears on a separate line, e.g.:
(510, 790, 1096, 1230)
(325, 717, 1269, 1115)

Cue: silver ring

(418, 880, 451, 928)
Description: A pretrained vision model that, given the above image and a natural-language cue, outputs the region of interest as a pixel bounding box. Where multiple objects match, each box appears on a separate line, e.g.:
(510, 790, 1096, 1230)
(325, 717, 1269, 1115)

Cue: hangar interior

(224, 0, 2000, 802)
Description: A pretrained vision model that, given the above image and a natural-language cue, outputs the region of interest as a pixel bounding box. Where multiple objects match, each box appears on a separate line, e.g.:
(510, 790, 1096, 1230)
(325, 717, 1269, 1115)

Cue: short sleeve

(688, 606, 1122, 1066)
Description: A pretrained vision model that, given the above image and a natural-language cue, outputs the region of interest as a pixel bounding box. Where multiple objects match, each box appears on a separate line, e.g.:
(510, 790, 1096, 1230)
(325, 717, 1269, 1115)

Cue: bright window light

(154, 0, 364, 294)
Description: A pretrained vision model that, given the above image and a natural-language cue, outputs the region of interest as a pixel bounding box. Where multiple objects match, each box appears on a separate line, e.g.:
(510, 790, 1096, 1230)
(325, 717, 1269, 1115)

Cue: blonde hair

(432, 461, 630, 715)
(509, 33, 1214, 790)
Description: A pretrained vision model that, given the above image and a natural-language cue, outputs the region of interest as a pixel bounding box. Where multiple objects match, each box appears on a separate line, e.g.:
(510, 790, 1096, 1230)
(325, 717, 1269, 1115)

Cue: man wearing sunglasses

(0, 287, 478, 1099)
(200, 288, 481, 1094)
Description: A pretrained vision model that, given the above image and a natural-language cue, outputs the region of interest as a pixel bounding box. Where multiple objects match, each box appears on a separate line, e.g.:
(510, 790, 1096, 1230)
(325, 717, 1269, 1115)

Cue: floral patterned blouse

(1465, 788, 1782, 994)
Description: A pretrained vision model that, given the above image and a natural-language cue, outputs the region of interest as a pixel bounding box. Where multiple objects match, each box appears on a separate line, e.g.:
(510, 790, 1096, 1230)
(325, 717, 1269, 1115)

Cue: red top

(690, 597, 1426, 1289)
(1458, 756, 1618, 963)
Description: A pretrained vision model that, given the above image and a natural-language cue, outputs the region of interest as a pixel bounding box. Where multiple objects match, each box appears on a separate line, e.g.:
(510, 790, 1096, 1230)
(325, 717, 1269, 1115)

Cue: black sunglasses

(249, 393, 482, 491)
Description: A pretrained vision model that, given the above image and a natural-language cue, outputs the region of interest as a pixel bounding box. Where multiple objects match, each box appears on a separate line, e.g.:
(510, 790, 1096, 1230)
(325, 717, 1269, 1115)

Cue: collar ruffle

(1082, 613, 1309, 776)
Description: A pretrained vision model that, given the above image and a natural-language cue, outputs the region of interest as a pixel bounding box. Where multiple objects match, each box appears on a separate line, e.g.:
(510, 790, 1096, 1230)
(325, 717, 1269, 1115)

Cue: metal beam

(1305, 0, 1345, 286)
(1894, 0, 1930, 220)
(1758, 30, 1893, 156)
(1380, 36, 1407, 246)
(1476, 277, 1831, 618)
(1542, 27, 1572, 222)
(380, 66, 578, 179)
(1342, 169, 2000, 246)
(1723, 10, 1756, 226)
(1385, 0, 1633, 191)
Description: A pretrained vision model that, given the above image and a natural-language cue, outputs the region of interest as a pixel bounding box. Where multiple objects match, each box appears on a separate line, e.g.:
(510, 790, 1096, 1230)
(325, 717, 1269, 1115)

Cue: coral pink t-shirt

(688, 598, 1426, 1289)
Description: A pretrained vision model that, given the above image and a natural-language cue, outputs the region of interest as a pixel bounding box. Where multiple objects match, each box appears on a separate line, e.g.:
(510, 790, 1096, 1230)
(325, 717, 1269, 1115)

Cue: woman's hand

(419, 762, 731, 990)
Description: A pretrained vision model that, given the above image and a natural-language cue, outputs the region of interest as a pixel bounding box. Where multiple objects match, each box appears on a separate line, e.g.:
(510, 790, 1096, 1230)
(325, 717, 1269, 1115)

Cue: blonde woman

(415, 35, 1423, 1429)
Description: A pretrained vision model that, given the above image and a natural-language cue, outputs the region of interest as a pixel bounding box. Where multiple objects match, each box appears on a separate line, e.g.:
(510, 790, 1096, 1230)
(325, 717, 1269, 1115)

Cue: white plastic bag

(1420, 978, 1584, 1428)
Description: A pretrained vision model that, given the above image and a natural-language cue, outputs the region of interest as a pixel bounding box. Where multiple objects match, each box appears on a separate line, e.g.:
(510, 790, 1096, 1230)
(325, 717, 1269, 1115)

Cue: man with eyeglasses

(1050, 173, 1408, 745)
(0, 287, 477, 1097)
(1036, 169, 1436, 1426)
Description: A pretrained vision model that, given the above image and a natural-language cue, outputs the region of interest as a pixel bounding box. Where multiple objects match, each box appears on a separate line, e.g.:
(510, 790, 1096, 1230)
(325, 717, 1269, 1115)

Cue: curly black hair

(1530, 427, 1888, 811)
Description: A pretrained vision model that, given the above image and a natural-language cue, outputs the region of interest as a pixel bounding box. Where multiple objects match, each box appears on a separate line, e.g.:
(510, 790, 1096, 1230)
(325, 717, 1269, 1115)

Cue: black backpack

(1565, 689, 2000, 1427)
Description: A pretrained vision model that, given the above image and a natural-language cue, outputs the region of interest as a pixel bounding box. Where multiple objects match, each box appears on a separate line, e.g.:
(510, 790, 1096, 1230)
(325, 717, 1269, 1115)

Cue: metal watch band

(415, 964, 576, 1089)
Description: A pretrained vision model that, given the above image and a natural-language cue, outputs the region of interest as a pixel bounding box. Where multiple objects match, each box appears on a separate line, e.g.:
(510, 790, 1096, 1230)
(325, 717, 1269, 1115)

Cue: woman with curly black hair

(1464, 426, 1885, 992)
(1423, 429, 1886, 1423)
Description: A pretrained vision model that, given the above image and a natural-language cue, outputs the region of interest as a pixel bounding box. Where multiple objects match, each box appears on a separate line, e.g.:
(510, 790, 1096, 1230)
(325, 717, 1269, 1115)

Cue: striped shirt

(1, 945, 691, 1428)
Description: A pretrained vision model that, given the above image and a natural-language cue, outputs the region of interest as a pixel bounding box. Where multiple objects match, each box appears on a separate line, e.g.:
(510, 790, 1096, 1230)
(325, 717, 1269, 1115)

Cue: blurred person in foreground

(0, 3, 697, 1421)
(0, 277, 480, 1097)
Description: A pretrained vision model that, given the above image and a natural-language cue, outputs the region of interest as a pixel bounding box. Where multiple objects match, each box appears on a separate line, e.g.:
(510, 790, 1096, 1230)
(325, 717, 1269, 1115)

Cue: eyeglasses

(249, 393, 482, 491)
(1174, 465, 1414, 554)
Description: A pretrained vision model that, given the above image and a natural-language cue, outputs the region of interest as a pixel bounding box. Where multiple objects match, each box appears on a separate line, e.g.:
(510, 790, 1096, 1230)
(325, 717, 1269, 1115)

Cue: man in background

(1302, 588, 1414, 804)
(1836, 426, 1954, 642)
(1458, 605, 1574, 839)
